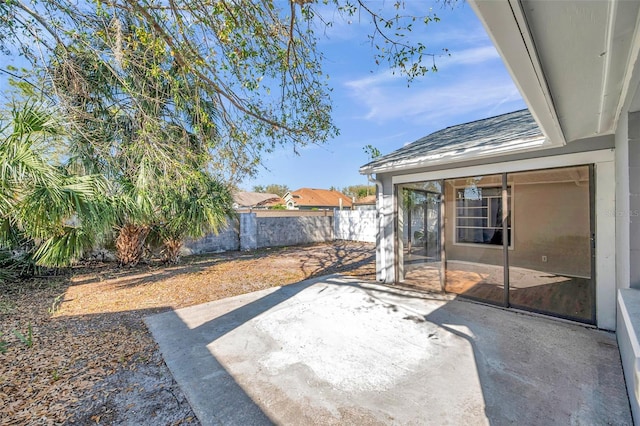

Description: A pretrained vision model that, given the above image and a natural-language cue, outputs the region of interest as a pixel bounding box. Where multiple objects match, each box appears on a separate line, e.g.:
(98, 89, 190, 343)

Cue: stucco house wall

(370, 146, 615, 330)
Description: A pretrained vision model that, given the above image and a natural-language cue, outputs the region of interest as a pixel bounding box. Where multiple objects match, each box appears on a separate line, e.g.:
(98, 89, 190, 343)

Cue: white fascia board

(468, 0, 566, 146)
(391, 149, 613, 186)
(616, 4, 640, 118)
(359, 136, 547, 175)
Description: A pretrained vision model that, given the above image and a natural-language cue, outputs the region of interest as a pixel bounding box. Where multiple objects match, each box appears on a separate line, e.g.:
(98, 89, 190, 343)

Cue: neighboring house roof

(360, 109, 545, 175)
(354, 195, 376, 205)
(234, 192, 284, 208)
(284, 188, 353, 209)
(259, 197, 286, 208)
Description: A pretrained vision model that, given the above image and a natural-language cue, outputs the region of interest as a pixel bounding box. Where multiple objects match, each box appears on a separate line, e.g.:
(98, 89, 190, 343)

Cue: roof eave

(359, 136, 548, 175)
(468, 0, 566, 146)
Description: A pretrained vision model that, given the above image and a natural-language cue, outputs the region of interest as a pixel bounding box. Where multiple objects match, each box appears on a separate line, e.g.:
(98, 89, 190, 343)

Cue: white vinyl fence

(333, 209, 377, 243)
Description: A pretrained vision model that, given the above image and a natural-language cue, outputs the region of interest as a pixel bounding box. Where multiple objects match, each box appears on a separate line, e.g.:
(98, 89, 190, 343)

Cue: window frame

(453, 184, 514, 249)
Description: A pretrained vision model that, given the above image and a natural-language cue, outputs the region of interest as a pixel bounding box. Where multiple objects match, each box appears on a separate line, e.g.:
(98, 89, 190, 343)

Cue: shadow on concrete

(146, 274, 632, 425)
(423, 302, 629, 424)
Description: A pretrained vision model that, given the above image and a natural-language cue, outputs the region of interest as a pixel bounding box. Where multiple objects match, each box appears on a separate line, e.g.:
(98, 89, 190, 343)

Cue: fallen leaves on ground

(0, 242, 375, 425)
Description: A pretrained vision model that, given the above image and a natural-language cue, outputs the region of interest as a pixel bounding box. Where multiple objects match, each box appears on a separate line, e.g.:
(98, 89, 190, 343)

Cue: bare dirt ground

(0, 241, 375, 425)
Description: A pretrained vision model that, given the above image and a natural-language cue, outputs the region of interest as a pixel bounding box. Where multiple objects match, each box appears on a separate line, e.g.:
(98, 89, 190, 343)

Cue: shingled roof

(360, 109, 545, 175)
(234, 192, 284, 208)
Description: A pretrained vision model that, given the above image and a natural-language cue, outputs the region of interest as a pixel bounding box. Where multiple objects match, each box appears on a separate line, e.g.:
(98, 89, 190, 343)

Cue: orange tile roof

(354, 195, 376, 205)
(288, 188, 353, 208)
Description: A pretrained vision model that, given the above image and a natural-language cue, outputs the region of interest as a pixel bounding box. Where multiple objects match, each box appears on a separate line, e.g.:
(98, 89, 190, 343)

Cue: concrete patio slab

(145, 274, 631, 425)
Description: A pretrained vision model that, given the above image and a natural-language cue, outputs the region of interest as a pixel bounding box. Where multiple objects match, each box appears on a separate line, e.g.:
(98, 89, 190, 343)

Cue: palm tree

(47, 15, 236, 266)
(151, 172, 235, 263)
(0, 99, 108, 277)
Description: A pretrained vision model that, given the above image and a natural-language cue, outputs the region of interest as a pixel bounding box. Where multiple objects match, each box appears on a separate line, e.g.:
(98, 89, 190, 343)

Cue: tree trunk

(162, 238, 182, 264)
(115, 223, 149, 267)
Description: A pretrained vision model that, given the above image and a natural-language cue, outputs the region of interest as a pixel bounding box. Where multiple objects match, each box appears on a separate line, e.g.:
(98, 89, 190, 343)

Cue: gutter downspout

(368, 173, 386, 282)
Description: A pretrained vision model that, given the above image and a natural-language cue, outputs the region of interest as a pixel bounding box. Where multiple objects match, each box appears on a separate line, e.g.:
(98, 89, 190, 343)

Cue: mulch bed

(0, 242, 375, 425)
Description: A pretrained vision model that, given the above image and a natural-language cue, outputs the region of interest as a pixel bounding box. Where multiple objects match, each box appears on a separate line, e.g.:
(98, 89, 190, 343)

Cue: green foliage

(48, 294, 64, 315)
(0, 0, 452, 270)
(403, 188, 416, 209)
(0, 1, 449, 180)
(0, 246, 40, 283)
(152, 172, 236, 263)
(0, 88, 236, 269)
(0, 249, 18, 284)
(0, 100, 109, 270)
(363, 144, 381, 161)
(31, 13, 240, 266)
(0, 323, 35, 353)
(342, 185, 376, 199)
(13, 323, 33, 348)
(252, 184, 290, 197)
(1, 1, 339, 181)
(51, 369, 62, 381)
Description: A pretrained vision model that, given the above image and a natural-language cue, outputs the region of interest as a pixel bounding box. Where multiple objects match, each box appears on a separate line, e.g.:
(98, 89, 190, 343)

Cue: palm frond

(33, 227, 94, 268)
(11, 100, 62, 137)
(0, 248, 18, 283)
(1, 100, 108, 270)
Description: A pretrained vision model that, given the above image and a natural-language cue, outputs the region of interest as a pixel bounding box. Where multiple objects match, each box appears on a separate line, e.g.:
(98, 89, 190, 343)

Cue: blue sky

(241, 1, 526, 192)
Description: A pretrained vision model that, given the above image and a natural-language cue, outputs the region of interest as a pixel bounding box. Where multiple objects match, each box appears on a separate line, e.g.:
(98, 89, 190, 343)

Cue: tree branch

(15, 1, 68, 53)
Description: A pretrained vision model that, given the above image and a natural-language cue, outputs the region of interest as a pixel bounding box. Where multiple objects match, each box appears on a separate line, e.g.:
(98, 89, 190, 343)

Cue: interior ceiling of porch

(470, 0, 640, 145)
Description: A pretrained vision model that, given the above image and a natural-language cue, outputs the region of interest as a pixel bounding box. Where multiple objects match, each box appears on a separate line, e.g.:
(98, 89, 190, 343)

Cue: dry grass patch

(0, 242, 374, 424)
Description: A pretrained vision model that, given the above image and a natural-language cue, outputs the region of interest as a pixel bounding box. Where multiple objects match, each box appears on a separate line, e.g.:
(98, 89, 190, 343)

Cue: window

(455, 186, 511, 246)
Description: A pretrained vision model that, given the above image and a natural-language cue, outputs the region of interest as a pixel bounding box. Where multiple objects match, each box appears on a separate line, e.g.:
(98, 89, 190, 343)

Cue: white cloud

(420, 22, 489, 48)
(343, 69, 400, 90)
(342, 42, 519, 128)
(440, 46, 501, 67)
(343, 65, 524, 128)
(344, 45, 500, 91)
(344, 44, 500, 85)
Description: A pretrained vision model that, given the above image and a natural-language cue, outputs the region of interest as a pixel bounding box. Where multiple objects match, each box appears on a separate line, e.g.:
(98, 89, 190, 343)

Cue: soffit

(470, 0, 640, 144)
(520, 0, 640, 141)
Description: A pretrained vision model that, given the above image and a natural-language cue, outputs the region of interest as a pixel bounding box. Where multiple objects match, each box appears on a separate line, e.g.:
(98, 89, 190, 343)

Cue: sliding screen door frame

(394, 164, 596, 325)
